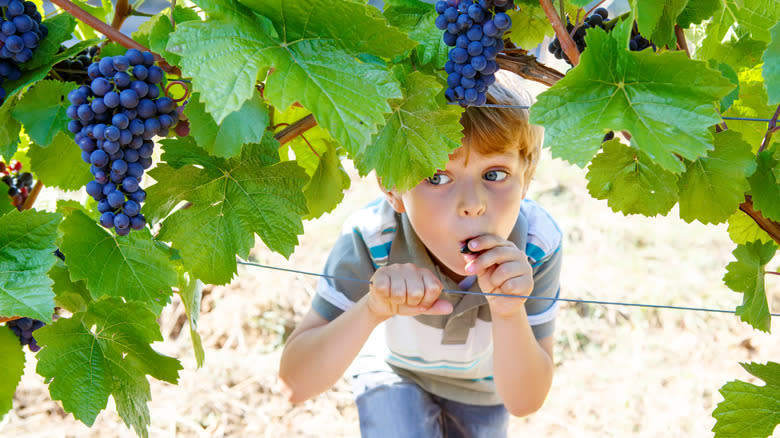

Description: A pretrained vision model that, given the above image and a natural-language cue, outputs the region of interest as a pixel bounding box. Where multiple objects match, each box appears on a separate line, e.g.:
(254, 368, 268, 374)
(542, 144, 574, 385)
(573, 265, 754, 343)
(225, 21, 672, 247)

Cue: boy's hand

(367, 264, 453, 320)
(463, 235, 534, 319)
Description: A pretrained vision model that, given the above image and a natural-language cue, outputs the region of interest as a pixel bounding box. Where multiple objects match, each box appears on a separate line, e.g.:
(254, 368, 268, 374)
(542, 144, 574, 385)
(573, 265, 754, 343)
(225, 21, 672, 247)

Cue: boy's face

(386, 146, 528, 282)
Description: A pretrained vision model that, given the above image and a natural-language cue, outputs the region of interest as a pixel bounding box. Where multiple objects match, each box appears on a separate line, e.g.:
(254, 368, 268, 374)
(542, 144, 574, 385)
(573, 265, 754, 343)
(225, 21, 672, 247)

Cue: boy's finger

(389, 277, 407, 304)
(371, 271, 391, 299)
(467, 245, 526, 275)
(418, 270, 443, 309)
(420, 299, 453, 315)
(405, 275, 425, 306)
(464, 235, 512, 254)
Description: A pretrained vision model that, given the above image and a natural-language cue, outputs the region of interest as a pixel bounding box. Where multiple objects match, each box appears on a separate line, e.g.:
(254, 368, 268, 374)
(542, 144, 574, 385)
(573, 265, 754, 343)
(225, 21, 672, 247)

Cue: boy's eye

(484, 170, 508, 181)
(427, 173, 451, 185)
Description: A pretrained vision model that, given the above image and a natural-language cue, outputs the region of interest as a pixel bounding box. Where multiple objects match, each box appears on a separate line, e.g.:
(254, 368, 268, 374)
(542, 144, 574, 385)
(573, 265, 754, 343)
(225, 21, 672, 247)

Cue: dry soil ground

(2, 152, 779, 438)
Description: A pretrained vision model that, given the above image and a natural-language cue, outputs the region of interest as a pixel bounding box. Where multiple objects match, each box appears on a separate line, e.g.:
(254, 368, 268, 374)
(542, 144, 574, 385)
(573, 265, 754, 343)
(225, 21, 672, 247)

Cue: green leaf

(632, 0, 689, 48)
(725, 66, 776, 149)
(35, 298, 182, 436)
(723, 240, 777, 332)
(747, 148, 780, 222)
(302, 141, 350, 219)
(0, 210, 61, 321)
(27, 132, 92, 191)
(725, 0, 780, 43)
(407, 10, 450, 68)
(0, 327, 25, 418)
(383, 0, 431, 31)
(677, 0, 721, 28)
(530, 27, 733, 173)
(713, 361, 780, 438)
(727, 211, 774, 245)
(167, 0, 409, 156)
(69, 0, 112, 41)
(58, 209, 176, 312)
(357, 71, 463, 191)
(146, 135, 308, 284)
(586, 139, 679, 216)
(709, 60, 740, 112)
(0, 192, 13, 216)
(507, 1, 557, 50)
(176, 269, 204, 368)
(11, 80, 75, 147)
(49, 259, 91, 314)
(0, 101, 21, 160)
(764, 22, 780, 104)
(677, 129, 756, 224)
(185, 90, 270, 158)
(145, 6, 201, 65)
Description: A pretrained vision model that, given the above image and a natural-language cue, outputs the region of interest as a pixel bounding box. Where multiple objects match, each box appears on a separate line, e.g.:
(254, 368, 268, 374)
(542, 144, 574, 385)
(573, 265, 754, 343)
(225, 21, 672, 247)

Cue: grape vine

(0, 0, 778, 437)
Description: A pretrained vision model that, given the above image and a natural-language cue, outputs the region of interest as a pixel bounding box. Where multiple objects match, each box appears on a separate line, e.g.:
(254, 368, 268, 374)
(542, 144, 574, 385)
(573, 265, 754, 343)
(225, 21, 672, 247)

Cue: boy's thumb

(421, 299, 453, 315)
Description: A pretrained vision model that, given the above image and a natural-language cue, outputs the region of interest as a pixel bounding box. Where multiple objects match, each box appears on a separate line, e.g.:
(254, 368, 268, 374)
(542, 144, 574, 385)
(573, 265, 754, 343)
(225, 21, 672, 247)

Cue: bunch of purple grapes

(548, 9, 655, 65)
(435, 0, 513, 107)
(0, 0, 46, 103)
(66, 48, 179, 235)
(7, 317, 45, 352)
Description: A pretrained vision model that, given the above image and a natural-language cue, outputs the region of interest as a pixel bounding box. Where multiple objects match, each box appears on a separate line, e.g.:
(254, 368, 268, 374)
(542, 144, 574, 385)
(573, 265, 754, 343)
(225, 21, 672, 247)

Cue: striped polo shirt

(312, 197, 562, 405)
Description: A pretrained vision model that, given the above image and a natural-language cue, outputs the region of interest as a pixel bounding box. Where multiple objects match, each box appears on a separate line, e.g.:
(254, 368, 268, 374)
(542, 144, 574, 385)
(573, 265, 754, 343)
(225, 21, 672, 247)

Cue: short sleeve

(524, 245, 562, 339)
(311, 230, 377, 321)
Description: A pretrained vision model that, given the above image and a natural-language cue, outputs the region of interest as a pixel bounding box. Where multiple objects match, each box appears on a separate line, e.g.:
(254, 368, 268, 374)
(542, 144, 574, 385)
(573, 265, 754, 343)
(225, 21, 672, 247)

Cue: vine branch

(740, 195, 780, 246)
(110, 0, 132, 30)
(21, 180, 43, 211)
(48, 0, 181, 76)
(539, 0, 579, 66)
(274, 114, 317, 146)
(758, 104, 780, 153)
(496, 49, 564, 87)
(674, 24, 690, 57)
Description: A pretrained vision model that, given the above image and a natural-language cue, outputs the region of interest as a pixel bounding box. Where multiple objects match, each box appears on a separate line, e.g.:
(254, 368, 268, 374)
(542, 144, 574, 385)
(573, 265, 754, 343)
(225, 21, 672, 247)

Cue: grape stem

(674, 25, 690, 57)
(768, 271, 780, 276)
(275, 114, 317, 146)
(740, 195, 780, 246)
(21, 180, 43, 211)
(48, 0, 181, 76)
(0, 316, 21, 324)
(111, 0, 132, 30)
(539, 0, 579, 66)
(758, 104, 780, 153)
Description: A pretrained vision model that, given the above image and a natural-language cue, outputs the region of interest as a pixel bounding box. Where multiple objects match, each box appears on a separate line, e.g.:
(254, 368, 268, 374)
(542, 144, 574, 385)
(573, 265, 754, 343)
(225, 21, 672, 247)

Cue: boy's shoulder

(340, 197, 399, 267)
(520, 199, 562, 266)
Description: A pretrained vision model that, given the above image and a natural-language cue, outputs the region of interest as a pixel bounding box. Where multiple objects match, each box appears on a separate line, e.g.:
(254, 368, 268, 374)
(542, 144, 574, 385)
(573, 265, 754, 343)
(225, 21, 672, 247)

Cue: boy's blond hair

(460, 70, 544, 184)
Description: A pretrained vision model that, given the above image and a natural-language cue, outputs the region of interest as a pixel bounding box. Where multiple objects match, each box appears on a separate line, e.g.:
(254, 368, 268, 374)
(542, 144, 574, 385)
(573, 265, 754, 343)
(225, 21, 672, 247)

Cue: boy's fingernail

(469, 240, 477, 249)
(465, 263, 475, 273)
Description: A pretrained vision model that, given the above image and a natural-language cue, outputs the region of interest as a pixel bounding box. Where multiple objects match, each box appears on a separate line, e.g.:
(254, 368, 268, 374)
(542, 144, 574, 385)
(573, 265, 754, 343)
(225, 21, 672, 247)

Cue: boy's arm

(491, 310, 554, 417)
(278, 295, 385, 404)
(279, 263, 452, 404)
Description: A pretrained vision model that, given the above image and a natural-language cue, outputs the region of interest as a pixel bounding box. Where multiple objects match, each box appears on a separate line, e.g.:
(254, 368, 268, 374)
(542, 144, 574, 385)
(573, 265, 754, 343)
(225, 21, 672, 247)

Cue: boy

(279, 70, 562, 437)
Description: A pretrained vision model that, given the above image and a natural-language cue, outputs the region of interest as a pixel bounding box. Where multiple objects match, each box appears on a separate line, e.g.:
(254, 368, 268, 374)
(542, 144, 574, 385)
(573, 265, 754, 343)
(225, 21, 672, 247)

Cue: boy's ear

(384, 189, 406, 213)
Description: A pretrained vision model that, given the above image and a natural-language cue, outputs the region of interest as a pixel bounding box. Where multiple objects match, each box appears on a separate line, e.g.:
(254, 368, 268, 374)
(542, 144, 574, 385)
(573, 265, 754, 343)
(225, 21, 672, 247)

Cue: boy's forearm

(279, 296, 385, 403)
(491, 307, 554, 417)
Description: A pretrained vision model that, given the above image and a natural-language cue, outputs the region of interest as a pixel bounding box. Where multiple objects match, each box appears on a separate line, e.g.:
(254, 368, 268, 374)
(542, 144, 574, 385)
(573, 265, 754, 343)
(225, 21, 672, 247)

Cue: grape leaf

(137, 6, 202, 66)
(146, 135, 309, 284)
(0, 192, 13, 216)
(185, 90, 270, 158)
(712, 361, 780, 438)
(69, 0, 112, 41)
(22, 13, 77, 71)
(27, 132, 92, 191)
(586, 139, 679, 216)
(723, 240, 777, 332)
(35, 298, 182, 436)
(167, 0, 410, 157)
(725, 66, 776, 150)
(530, 27, 733, 173)
(357, 71, 463, 192)
(677, 129, 756, 224)
(49, 259, 91, 314)
(507, 1, 557, 50)
(0, 327, 25, 418)
(58, 209, 176, 313)
(176, 268, 204, 368)
(408, 10, 450, 68)
(747, 148, 780, 222)
(709, 60, 740, 112)
(0, 101, 21, 160)
(677, 0, 721, 28)
(11, 80, 75, 148)
(764, 22, 780, 104)
(727, 211, 774, 245)
(0, 209, 61, 322)
(725, 0, 780, 43)
(632, 0, 688, 48)
(302, 141, 350, 219)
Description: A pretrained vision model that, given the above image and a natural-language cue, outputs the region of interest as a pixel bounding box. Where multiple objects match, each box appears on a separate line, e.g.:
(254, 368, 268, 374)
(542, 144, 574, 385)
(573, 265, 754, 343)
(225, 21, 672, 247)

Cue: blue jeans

(351, 371, 509, 438)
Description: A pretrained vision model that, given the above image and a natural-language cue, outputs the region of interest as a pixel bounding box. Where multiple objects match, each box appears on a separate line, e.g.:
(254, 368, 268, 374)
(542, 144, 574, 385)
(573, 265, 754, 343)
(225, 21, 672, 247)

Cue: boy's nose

(458, 186, 486, 217)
